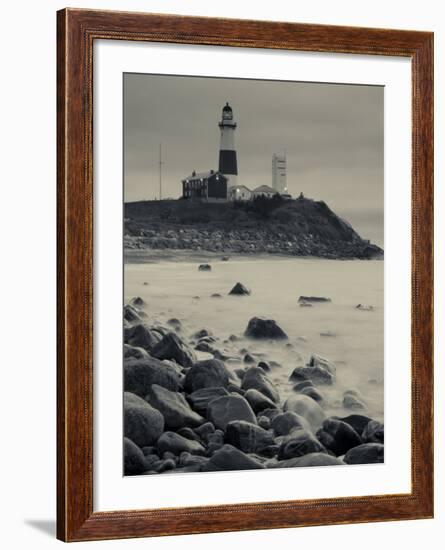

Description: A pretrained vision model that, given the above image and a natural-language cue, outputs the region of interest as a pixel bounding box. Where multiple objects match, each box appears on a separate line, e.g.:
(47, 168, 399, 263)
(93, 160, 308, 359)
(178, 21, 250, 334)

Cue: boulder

(283, 394, 326, 429)
(124, 304, 142, 324)
(298, 296, 331, 303)
(289, 365, 334, 386)
(177, 427, 201, 441)
(145, 384, 204, 429)
(193, 328, 212, 339)
(167, 318, 182, 331)
(225, 420, 275, 454)
(124, 437, 147, 475)
(258, 416, 271, 430)
(300, 386, 324, 403)
(270, 452, 344, 468)
(188, 387, 229, 415)
(339, 414, 373, 434)
(198, 264, 211, 271)
(194, 421, 215, 442)
(362, 420, 384, 443)
(152, 333, 196, 368)
(307, 354, 336, 375)
(184, 359, 231, 393)
(243, 353, 255, 364)
(241, 367, 279, 403)
(316, 418, 362, 456)
(244, 389, 277, 414)
(343, 392, 367, 411)
(207, 394, 257, 430)
(257, 361, 271, 372)
(244, 317, 288, 340)
(124, 357, 183, 397)
(344, 443, 384, 464)
(124, 323, 162, 352)
(278, 429, 327, 460)
(201, 444, 265, 471)
(293, 380, 315, 393)
(229, 282, 251, 296)
(124, 344, 150, 361)
(130, 296, 146, 308)
(271, 411, 310, 436)
(124, 392, 164, 447)
(157, 432, 206, 456)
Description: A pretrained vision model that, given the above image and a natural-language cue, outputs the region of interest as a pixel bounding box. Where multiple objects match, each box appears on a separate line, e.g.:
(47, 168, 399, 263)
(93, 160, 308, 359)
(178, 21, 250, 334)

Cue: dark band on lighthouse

(218, 102, 238, 181)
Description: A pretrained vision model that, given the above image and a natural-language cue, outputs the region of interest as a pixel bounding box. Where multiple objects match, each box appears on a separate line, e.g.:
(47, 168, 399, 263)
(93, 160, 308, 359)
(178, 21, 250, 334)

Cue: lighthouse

(218, 102, 238, 188)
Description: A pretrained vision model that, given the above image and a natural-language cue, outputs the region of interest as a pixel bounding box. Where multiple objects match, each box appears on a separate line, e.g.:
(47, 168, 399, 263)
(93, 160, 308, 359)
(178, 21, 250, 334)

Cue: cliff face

(124, 198, 383, 259)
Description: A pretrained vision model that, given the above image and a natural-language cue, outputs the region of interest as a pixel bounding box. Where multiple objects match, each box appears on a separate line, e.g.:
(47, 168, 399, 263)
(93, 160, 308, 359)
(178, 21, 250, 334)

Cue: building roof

(183, 170, 226, 181)
(253, 185, 277, 193)
(229, 185, 252, 192)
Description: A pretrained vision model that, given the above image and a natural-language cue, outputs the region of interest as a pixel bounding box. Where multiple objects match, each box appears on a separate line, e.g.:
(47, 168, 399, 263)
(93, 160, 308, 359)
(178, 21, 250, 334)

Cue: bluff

(124, 196, 383, 259)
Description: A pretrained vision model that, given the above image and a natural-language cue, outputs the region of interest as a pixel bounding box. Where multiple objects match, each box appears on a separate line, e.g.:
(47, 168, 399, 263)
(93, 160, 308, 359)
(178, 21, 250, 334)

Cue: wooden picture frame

(57, 8, 434, 542)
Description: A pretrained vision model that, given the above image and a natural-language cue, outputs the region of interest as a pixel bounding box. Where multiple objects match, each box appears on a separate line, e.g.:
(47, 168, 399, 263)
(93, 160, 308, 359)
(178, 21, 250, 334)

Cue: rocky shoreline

(123, 291, 384, 476)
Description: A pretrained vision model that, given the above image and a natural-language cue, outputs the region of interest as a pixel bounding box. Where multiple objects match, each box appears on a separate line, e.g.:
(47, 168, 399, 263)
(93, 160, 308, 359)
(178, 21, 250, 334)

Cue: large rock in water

(184, 359, 231, 392)
(339, 414, 373, 434)
(201, 444, 265, 471)
(157, 432, 206, 456)
(152, 332, 196, 368)
(289, 365, 334, 385)
(124, 437, 147, 475)
(225, 420, 275, 454)
(284, 394, 326, 429)
(124, 324, 162, 352)
(124, 344, 150, 360)
(124, 304, 142, 324)
(278, 429, 326, 460)
(145, 384, 204, 429)
(207, 394, 257, 430)
(241, 367, 279, 403)
(316, 418, 362, 456)
(124, 357, 183, 397)
(244, 317, 288, 340)
(244, 389, 277, 414)
(270, 453, 344, 468)
(362, 420, 384, 444)
(344, 443, 384, 464)
(187, 387, 229, 415)
(271, 411, 310, 436)
(124, 392, 164, 447)
(229, 282, 251, 296)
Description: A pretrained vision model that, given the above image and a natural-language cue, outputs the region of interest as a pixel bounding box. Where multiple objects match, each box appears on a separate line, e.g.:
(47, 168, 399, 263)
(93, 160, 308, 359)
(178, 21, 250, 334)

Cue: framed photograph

(57, 8, 434, 542)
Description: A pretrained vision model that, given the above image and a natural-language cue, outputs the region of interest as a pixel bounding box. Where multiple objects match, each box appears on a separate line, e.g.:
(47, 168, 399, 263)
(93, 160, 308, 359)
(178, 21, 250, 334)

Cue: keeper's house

(182, 170, 228, 202)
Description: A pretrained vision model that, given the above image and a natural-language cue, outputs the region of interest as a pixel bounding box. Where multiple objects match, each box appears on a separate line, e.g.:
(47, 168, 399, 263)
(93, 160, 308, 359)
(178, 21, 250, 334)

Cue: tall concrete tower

(272, 152, 287, 194)
(218, 102, 238, 187)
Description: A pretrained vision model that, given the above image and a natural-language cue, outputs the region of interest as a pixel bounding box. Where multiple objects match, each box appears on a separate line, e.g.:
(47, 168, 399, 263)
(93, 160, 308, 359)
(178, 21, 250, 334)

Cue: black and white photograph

(122, 73, 384, 476)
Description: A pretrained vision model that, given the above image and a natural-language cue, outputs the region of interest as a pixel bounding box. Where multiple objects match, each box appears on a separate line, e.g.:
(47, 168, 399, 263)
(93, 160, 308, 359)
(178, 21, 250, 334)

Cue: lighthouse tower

(218, 102, 238, 188)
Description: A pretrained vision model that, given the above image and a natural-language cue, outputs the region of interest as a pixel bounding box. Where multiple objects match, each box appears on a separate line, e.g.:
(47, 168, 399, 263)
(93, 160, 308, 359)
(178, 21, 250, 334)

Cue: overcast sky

(124, 74, 383, 246)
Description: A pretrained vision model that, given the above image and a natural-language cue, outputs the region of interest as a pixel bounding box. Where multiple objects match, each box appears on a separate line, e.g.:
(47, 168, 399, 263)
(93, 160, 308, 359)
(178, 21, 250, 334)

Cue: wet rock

(278, 429, 326, 460)
(193, 329, 212, 339)
(157, 432, 206, 456)
(343, 392, 367, 411)
(362, 420, 384, 444)
(198, 264, 211, 271)
(257, 361, 271, 372)
(316, 418, 362, 456)
(211, 293, 222, 298)
(184, 359, 231, 393)
(152, 333, 196, 368)
(244, 317, 288, 340)
(292, 380, 315, 393)
(207, 394, 257, 430)
(124, 357, 183, 396)
(194, 421, 215, 442)
(156, 458, 176, 473)
(124, 392, 164, 447)
(179, 452, 209, 468)
(356, 304, 374, 311)
(300, 386, 324, 403)
(124, 344, 150, 361)
(167, 318, 182, 331)
(244, 388, 277, 414)
(258, 416, 271, 430)
(308, 354, 336, 375)
(177, 427, 201, 441)
(344, 443, 384, 464)
(227, 383, 244, 396)
(298, 296, 331, 303)
(339, 414, 373, 434)
(243, 353, 255, 364)
(289, 365, 334, 385)
(187, 387, 229, 415)
(124, 324, 162, 352)
(241, 367, 279, 403)
(145, 384, 204, 429)
(124, 437, 147, 475)
(260, 408, 282, 422)
(229, 282, 251, 296)
(195, 341, 215, 353)
(225, 421, 275, 454)
(124, 304, 142, 324)
(201, 444, 265, 471)
(271, 411, 310, 436)
(283, 394, 326, 429)
(270, 452, 344, 468)
(130, 296, 146, 308)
